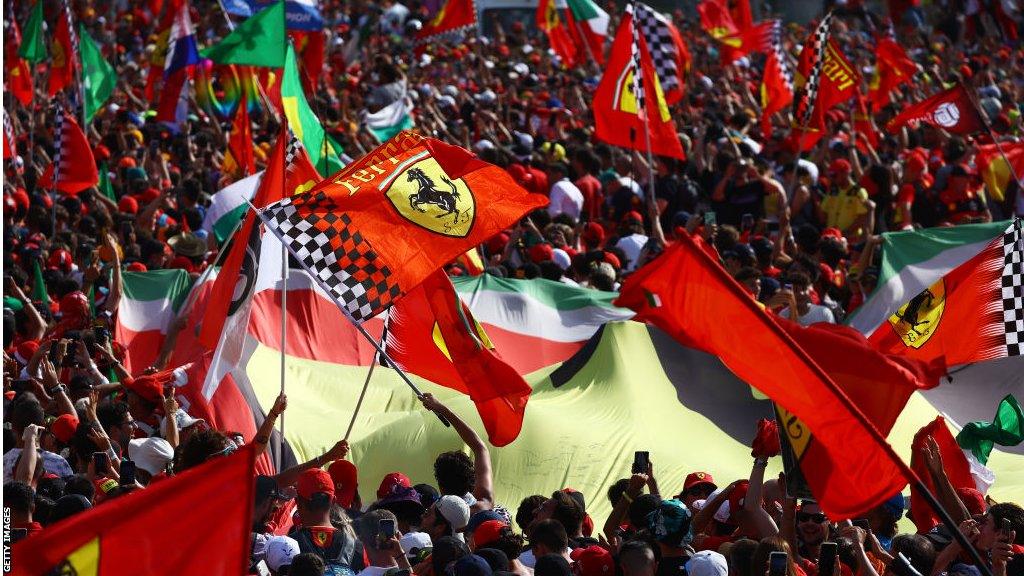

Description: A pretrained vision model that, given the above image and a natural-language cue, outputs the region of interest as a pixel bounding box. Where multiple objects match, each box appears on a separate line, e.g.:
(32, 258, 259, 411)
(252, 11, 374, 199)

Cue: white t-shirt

(615, 234, 649, 271)
(3, 448, 75, 483)
(779, 304, 835, 326)
(548, 178, 584, 220)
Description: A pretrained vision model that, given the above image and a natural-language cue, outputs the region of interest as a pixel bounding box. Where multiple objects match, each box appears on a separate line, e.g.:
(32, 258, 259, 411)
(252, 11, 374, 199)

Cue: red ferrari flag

(976, 142, 1024, 203)
(697, 0, 742, 63)
(11, 444, 256, 575)
(615, 233, 913, 519)
(537, 0, 578, 68)
(796, 37, 860, 127)
(869, 220, 1023, 366)
(869, 37, 918, 112)
(887, 84, 985, 135)
(5, 17, 34, 106)
(386, 269, 532, 446)
(48, 0, 79, 96)
(3, 110, 17, 160)
(227, 90, 256, 177)
(593, 7, 685, 160)
(759, 20, 794, 136)
(38, 111, 98, 195)
(258, 131, 548, 323)
(417, 0, 477, 46)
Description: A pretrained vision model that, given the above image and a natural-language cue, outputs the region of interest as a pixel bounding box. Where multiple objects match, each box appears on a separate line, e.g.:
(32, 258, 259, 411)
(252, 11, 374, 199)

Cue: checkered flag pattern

(768, 20, 794, 94)
(284, 130, 302, 166)
(63, 0, 80, 71)
(4, 109, 16, 159)
(629, 3, 681, 98)
(1000, 219, 1024, 356)
(629, 5, 646, 119)
(262, 191, 402, 322)
(797, 11, 834, 127)
(51, 107, 66, 188)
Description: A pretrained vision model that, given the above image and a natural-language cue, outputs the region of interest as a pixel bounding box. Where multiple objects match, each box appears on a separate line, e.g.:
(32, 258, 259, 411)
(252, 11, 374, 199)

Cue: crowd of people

(3, 0, 1024, 574)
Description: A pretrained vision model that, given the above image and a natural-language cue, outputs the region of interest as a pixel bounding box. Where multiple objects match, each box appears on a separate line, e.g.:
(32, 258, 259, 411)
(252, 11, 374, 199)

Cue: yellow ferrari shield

(381, 153, 475, 237)
(54, 537, 100, 576)
(775, 405, 811, 460)
(887, 278, 946, 349)
(611, 60, 671, 122)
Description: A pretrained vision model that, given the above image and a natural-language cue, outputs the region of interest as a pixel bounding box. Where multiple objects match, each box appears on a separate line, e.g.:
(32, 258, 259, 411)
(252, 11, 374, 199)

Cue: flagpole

(631, 3, 659, 221)
(277, 131, 288, 473)
(244, 198, 452, 428)
(674, 230, 995, 576)
(344, 327, 384, 442)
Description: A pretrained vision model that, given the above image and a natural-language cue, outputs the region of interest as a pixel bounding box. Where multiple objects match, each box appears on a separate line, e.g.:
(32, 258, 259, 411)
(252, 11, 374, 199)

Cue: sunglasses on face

(797, 512, 828, 524)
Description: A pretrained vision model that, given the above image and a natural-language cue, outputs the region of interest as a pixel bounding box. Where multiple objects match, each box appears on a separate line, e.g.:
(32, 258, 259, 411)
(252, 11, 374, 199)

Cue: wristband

(754, 457, 769, 468)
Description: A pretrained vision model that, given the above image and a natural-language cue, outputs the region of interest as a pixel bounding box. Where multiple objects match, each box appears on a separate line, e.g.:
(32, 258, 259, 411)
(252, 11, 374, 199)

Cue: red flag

(614, 233, 912, 519)
(869, 37, 918, 113)
(38, 112, 99, 195)
(48, 6, 76, 96)
(796, 37, 860, 127)
(290, 30, 325, 93)
(5, 18, 34, 106)
(886, 85, 985, 135)
(416, 0, 477, 46)
(11, 444, 256, 575)
(537, 0, 578, 68)
(853, 89, 880, 151)
(3, 110, 16, 160)
(593, 12, 685, 160)
(758, 21, 794, 137)
(227, 90, 256, 177)
(909, 417, 975, 533)
(386, 269, 532, 446)
(869, 221, 1023, 366)
(730, 0, 753, 31)
(976, 142, 1024, 203)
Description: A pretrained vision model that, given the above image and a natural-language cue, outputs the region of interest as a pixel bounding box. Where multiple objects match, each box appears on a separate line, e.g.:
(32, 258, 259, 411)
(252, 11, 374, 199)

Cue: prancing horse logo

(382, 155, 475, 237)
(887, 278, 946, 349)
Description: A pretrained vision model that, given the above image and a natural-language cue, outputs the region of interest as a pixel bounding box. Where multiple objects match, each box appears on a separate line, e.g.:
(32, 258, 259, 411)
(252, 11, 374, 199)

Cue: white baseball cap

(265, 536, 301, 571)
(127, 437, 174, 476)
(687, 550, 728, 576)
(435, 495, 471, 531)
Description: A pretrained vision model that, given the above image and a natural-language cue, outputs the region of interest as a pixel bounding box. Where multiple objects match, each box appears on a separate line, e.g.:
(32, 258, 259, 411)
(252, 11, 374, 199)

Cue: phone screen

(818, 542, 838, 576)
(632, 451, 649, 474)
(704, 211, 717, 227)
(379, 518, 396, 540)
(93, 452, 110, 475)
(769, 552, 788, 576)
(120, 460, 137, 486)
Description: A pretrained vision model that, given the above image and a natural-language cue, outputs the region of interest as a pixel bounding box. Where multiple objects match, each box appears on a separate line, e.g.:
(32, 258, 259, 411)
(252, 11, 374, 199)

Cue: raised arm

(740, 457, 780, 538)
(420, 393, 493, 507)
(275, 439, 350, 488)
(920, 436, 971, 525)
(604, 473, 648, 544)
(253, 394, 287, 455)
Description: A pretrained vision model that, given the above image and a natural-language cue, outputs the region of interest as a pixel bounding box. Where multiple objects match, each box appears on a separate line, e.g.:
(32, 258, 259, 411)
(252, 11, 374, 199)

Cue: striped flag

(38, 108, 99, 195)
(48, 0, 79, 96)
(759, 20, 794, 136)
(3, 109, 17, 161)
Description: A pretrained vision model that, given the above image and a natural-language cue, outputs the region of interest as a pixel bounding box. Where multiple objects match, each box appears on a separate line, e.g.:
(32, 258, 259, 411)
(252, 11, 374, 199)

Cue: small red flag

(290, 30, 325, 93)
(909, 417, 976, 533)
(5, 18, 34, 106)
(869, 37, 918, 113)
(537, 0, 578, 68)
(796, 37, 860, 127)
(386, 269, 532, 446)
(38, 112, 99, 195)
(227, 89, 256, 177)
(48, 7, 76, 96)
(887, 85, 985, 135)
(11, 444, 256, 575)
(416, 0, 477, 46)
(615, 232, 912, 519)
(593, 12, 685, 160)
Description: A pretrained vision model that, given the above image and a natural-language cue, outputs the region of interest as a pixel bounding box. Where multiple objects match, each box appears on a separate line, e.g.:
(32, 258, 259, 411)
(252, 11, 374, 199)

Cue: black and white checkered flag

(62, 0, 80, 72)
(629, 4, 646, 121)
(284, 129, 303, 166)
(1001, 219, 1024, 357)
(51, 106, 66, 190)
(629, 2, 682, 99)
(796, 11, 834, 127)
(3, 109, 17, 160)
(767, 20, 794, 95)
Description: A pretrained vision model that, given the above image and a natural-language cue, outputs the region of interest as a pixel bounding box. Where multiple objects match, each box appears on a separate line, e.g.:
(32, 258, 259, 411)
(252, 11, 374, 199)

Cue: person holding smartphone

(352, 509, 413, 576)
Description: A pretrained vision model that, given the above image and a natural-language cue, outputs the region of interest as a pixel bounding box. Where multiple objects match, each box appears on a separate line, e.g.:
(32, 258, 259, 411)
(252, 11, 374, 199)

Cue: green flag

(32, 260, 50, 306)
(18, 0, 47, 63)
(87, 285, 97, 318)
(200, 0, 286, 67)
(281, 44, 343, 176)
(79, 26, 117, 125)
(957, 395, 1024, 466)
(98, 161, 116, 201)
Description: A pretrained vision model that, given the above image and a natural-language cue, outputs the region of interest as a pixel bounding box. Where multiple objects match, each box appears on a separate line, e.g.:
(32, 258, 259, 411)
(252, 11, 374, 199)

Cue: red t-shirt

(575, 174, 603, 221)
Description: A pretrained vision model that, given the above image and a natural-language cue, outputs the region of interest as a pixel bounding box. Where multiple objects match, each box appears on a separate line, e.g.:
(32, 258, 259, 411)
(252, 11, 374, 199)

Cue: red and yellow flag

(869, 37, 918, 112)
(416, 0, 477, 45)
(387, 269, 532, 446)
(537, 0, 578, 68)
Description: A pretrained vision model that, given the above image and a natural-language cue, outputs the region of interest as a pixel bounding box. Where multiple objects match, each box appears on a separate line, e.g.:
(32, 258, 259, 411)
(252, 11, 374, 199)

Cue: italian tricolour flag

(114, 270, 195, 373)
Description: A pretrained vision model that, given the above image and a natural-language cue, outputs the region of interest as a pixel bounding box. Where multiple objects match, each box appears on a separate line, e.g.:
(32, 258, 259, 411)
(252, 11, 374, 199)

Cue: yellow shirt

(821, 184, 869, 234)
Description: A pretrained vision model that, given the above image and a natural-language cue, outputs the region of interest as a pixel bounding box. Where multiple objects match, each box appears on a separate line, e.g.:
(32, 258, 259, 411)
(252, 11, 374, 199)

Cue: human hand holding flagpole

(244, 198, 452, 428)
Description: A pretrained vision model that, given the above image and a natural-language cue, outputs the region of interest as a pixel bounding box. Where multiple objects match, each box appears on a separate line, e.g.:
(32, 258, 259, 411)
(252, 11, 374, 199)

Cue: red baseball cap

(123, 374, 164, 403)
(828, 159, 852, 175)
(50, 414, 80, 444)
(683, 472, 717, 492)
(377, 472, 412, 500)
(297, 468, 336, 500)
(14, 340, 39, 365)
(528, 243, 554, 264)
(118, 195, 139, 214)
(328, 460, 359, 508)
(48, 249, 73, 273)
(821, 227, 844, 240)
(473, 520, 508, 548)
(570, 545, 615, 576)
(126, 262, 148, 272)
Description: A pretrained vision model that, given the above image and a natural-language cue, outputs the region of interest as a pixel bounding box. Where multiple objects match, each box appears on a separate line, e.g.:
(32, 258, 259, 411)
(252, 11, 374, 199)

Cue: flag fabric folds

(258, 130, 548, 323)
(976, 142, 1024, 203)
(593, 5, 685, 160)
(957, 395, 1024, 467)
(49, 1, 79, 96)
(201, 0, 287, 68)
(79, 26, 118, 124)
(564, 0, 609, 65)
(3, 111, 17, 160)
(758, 20, 794, 136)
(156, 0, 200, 124)
(282, 44, 343, 176)
(38, 111, 99, 195)
(18, 0, 47, 63)
(615, 232, 911, 519)
(386, 269, 532, 446)
(226, 91, 256, 177)
(10, 444, 256, 575)
(628, 3, 689, 105)
(416, 0, 477, 45)
(909, 417, 976, 533)
(886, 84, 985, 135)
(868, 219, 1024, 366)
(6, 16, 34, 106)
(869, 37, 918, 112)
